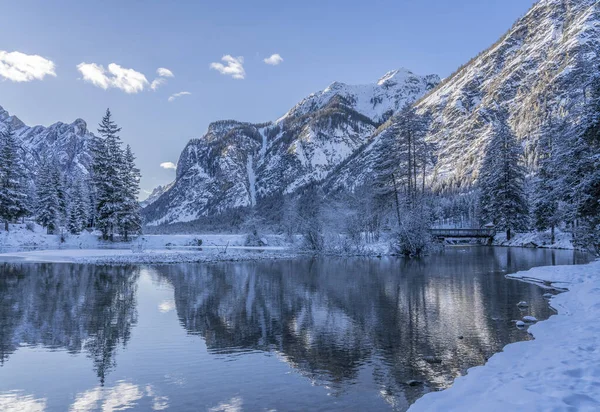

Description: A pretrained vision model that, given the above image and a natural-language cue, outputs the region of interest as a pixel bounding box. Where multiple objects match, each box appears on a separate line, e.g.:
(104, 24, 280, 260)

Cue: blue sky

(0, 0, 535, 197)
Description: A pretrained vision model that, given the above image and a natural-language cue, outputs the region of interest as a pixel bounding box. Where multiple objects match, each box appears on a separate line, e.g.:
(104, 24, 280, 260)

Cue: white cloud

(156, 67, 174, 78)
(168, 91, 191, 102)
(263, 54, 283, 66)
(150, 77, 166, 91)
(0, 50, 56, 82)
(210, 55, 245, 79)
(150, 68, 174, 90)
(77, 62, 149, 93)
(160, 161, 177, 170)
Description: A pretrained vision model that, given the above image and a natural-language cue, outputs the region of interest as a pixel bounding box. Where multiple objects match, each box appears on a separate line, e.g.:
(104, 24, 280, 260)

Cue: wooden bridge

(430, 228, 496, 240)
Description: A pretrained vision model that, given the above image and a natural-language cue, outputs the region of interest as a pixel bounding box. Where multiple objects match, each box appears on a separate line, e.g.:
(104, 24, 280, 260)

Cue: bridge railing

(429, 228, 496, 238)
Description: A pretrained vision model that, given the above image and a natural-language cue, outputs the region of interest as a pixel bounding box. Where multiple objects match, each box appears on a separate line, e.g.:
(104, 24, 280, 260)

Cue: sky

(0, 0, 536, 198)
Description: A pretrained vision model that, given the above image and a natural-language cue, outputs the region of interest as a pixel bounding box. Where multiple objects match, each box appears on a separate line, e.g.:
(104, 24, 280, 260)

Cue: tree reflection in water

(0, 263, 139, 385)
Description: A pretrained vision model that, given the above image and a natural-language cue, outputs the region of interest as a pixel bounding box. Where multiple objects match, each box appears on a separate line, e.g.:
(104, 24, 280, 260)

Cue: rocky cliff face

(0, 105, 94, 177)
(143, 70, 439, 225)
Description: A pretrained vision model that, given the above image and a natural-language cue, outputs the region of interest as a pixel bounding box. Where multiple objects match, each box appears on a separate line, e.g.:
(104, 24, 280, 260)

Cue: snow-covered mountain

(0, 105, 94, 177)
(325, 0, 600, 192)
(143, 69, 440, 225)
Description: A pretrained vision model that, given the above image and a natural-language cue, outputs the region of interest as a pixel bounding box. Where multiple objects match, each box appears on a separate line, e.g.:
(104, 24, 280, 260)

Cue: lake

(0, 247, 590, 411)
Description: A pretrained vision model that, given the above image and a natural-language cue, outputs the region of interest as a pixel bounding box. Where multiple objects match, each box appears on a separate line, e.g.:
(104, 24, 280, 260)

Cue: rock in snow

(517, 301, 529, 308)
(522, 316, 538, 323)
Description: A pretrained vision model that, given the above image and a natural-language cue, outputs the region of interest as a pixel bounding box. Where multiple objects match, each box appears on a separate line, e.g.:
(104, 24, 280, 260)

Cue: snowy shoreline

(410, 259, 600, 411)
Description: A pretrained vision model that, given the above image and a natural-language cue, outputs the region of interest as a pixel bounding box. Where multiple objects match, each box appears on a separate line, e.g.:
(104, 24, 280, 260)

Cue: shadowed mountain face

(0, 248, 589, 410)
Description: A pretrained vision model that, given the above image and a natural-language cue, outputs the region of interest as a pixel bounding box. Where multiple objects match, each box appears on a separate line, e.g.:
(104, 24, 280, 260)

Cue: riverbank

(0, 247, 299, 264)
(410, 259, 600, 411)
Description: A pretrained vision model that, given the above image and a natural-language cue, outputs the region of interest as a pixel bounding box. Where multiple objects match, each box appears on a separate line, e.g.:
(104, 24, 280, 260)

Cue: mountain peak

(376, 68, 414, 86)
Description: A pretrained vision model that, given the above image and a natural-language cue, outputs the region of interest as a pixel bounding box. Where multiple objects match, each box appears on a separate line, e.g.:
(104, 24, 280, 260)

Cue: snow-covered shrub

(390, 209, 436, 257)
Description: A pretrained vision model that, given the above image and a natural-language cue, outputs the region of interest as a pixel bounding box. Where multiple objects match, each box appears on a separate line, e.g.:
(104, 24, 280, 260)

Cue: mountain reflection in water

(0, 247, 590, 411)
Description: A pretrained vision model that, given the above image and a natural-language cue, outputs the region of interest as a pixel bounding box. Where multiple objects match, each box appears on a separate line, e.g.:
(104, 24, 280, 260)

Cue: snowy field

(0, 223, 296, 264)
(410, 259, 600, 411)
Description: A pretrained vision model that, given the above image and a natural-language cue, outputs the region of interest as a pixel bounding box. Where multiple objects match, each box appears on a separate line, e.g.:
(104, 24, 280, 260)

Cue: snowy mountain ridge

(0, 104, 94, 177)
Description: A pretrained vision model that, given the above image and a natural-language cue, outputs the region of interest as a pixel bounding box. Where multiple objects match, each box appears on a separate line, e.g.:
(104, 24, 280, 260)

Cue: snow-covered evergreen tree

(478, 111, 529, 240)
(93, 109, 125, 241)
(0, 126, 29, 231)
(119, 145, 142, 240)
(532, 120, 560, 243)
(67, 178, 89, 235)
(35, 159, 61, 234)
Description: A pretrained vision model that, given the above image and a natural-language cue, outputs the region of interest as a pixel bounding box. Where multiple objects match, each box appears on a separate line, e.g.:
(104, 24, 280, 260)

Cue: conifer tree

(119, 145, 142, 240)
(93, 109, 125, 241)
(478, 111, 529, 240)
(371, 104, 429, 224)
(67, 178, 89, 234)
(35, 159, 60, 234)
(532, 121, 560, 243)
(0, 126, 29, 231)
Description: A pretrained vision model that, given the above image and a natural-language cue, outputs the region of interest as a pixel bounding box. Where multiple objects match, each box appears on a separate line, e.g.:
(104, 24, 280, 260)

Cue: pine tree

(532, 121, 559, 243)
(93, 109, 125, 241)
(575, 77, 600, 251)
(0, 126, 29, 231)
(35, 159, 60, 234)
(478, 111, 529, 240)
(67, 178, 89, 235)
(119, 145, 142, 240)
(371, 104, 429, 224)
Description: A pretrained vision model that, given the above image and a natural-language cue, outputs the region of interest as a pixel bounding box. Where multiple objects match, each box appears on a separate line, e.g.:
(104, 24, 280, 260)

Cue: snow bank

(492, 228, 575, 250)
(410, 259, 600, 411)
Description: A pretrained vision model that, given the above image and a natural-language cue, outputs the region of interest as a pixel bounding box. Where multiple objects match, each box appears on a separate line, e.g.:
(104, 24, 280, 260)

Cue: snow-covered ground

(492, 228, 575, 250)
(410, 259, 600, 411)
(0, 223, 295, 264)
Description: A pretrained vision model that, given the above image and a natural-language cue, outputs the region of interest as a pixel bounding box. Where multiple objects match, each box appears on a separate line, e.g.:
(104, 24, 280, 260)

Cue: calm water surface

(0, 247, 591, 411)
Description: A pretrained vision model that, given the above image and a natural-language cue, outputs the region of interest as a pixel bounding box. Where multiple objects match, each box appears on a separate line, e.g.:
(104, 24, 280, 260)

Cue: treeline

(0, 109, 142, 241)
